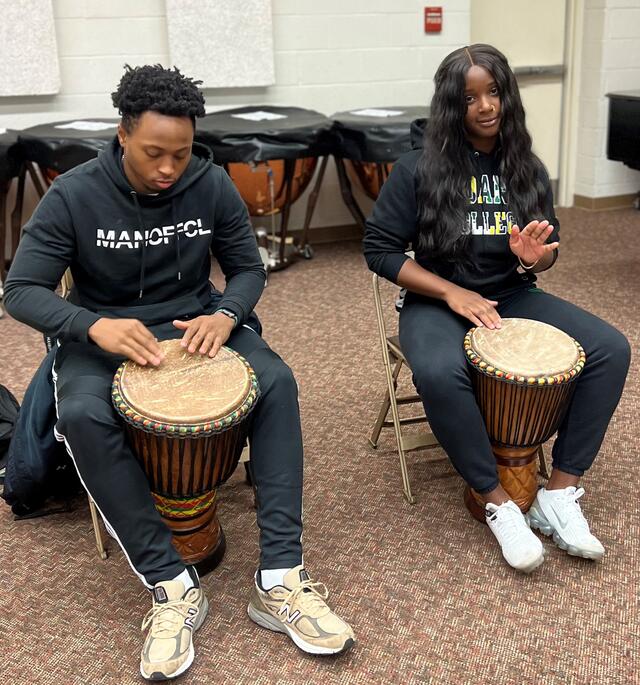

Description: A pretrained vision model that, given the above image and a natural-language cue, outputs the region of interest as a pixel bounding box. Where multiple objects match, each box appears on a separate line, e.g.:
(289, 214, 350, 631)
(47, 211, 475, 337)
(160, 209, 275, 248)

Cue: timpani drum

(329, 107, 429, 227)
(112, 339, 259, 573)
(463, 318, 586, 521)
(195, 106, 333, 269)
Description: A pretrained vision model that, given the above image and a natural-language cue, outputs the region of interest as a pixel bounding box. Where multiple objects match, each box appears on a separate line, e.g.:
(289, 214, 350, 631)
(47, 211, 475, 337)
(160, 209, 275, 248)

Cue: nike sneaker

(528, 486, 604, 560)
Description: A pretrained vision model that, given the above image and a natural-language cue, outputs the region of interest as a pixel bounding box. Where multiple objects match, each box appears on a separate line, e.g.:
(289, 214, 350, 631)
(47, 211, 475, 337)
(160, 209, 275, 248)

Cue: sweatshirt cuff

(69, 309, 102, 343)
(381, 253, 411, 284)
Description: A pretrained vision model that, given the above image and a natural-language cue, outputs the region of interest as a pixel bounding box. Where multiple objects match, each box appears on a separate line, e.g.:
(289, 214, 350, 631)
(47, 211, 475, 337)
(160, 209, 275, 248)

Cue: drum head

(469, 318, 580, 378)
(113, 340, 258, 429)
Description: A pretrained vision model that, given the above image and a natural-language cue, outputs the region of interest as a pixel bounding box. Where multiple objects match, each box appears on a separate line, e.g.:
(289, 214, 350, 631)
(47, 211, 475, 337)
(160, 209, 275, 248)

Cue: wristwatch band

(215, 308, 238, 327)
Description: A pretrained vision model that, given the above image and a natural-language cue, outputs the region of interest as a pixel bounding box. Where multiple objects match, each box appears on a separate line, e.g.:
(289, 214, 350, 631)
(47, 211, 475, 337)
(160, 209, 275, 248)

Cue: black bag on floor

(2, 348, 80, 516)
(0, 384, 20, 473)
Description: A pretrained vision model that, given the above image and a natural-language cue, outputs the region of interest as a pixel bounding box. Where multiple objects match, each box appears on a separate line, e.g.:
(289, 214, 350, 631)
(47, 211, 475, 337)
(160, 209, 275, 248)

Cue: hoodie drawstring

(173, 201, 182, 282)
(130, 191, 147, 299)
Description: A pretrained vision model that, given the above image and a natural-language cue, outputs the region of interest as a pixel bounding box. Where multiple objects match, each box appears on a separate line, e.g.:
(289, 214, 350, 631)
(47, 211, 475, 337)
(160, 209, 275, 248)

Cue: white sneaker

(486, 500, 545, 573)
(528, 487, 604, 561)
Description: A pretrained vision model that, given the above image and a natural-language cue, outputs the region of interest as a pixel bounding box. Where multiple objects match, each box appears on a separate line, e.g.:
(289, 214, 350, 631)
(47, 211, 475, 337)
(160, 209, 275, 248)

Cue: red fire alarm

(424, 6, 442, 33)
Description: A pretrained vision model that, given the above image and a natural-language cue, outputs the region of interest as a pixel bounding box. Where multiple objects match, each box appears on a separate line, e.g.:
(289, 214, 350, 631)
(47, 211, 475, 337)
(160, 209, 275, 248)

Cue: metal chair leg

(369, 358, 403, 448)
(537, 445, 550, 480)
(369, 388, 391, 448)
(88, 497, 108, 560)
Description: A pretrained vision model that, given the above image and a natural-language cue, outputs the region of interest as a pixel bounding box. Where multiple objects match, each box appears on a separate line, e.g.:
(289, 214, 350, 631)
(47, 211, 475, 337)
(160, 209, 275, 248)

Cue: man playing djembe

(4, 65, 354, 680)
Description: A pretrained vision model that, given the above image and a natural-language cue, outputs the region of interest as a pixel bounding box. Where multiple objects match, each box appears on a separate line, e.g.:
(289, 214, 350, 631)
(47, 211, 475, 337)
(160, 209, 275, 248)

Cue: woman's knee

(410, 356, 470, 399)
(593, 324, 631, 377)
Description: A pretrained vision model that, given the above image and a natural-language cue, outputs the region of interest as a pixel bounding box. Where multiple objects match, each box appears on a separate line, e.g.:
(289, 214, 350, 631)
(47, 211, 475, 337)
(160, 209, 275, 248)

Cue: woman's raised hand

(444, 284, 501, 329)
(509, 220, 559, 267)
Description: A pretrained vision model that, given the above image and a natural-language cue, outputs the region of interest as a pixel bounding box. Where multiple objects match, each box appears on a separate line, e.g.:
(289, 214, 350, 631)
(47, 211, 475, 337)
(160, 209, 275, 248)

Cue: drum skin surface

(112, 339, 260, 571)
(463, 319, 585, 520)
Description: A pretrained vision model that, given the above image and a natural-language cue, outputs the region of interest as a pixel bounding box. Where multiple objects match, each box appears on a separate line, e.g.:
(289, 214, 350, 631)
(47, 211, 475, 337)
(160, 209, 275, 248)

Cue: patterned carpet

(1, 207, 638, 685)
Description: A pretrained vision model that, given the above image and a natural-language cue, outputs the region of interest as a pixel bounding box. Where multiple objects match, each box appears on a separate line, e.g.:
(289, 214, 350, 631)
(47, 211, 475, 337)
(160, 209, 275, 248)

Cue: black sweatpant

(399, 288, 631, 494)
(53, 323, 303, 587)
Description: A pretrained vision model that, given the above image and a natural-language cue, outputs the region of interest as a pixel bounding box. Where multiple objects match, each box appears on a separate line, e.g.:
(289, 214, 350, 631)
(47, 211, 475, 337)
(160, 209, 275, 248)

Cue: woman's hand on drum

(173, 313, 235, 357)
(509, 220, 559, 267)
(88, 318, 164, 366)
(444, 285, 501, 329)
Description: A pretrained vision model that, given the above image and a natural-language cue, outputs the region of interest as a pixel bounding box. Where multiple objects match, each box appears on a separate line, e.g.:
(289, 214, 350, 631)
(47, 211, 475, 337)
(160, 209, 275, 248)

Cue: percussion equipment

(112, 339, 259, 573)
(0, 129, 21, 284)
(195, 106, 333, 269)
(463, 318, 585, 521)
(329, 107, 429, 227)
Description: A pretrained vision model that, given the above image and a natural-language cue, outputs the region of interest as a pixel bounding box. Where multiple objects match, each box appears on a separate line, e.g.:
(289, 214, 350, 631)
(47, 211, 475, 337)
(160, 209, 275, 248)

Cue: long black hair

(112, 64, 206, 132)
(416, 44, 547, 266)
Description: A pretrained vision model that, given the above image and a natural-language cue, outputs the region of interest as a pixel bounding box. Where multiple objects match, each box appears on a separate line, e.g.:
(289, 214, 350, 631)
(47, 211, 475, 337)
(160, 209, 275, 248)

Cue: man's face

(117, 111, 194, 194)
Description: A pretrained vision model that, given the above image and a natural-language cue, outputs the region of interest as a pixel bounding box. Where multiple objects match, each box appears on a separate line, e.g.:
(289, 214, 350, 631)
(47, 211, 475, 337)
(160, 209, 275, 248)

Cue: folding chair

(369, 273, 440, 504)
(369, 272, 550, 507)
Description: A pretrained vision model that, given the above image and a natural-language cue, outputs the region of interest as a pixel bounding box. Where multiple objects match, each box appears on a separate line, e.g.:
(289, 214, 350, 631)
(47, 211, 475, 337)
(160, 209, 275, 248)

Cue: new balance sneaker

(140, 567, 208, 681)
(528, 486, 605, 560)
(247, 565, 355, 655)
(486, 500, 545, 573)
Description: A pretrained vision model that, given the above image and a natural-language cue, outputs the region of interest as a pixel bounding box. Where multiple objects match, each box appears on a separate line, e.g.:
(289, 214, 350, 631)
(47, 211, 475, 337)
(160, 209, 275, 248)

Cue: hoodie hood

(98, 136, 213, 202)
(410, 118, 427, 149)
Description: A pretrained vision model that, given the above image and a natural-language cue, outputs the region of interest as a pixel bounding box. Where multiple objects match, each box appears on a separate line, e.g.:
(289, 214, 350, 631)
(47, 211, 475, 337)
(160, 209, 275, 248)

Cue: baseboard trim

(573, 193, 637, 210)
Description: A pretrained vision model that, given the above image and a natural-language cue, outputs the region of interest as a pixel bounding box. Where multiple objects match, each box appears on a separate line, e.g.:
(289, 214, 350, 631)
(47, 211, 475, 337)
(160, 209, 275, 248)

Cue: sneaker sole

(527, 511, 604, 561)
(140, 595, 209, 681)
(247, 603, 355, 656)
(511, 552, 545, 574)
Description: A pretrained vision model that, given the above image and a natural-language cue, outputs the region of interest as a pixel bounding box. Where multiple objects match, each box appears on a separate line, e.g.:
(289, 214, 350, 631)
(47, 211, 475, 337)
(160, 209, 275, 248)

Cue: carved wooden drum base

(153, 489, 226, 575)
(464, 445, 539, 523)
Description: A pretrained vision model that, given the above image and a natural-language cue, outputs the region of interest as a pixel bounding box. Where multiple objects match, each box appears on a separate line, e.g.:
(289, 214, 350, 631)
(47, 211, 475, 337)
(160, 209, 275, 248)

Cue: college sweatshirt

(4, 137, 266, 342)
(363, 121, 559, 301)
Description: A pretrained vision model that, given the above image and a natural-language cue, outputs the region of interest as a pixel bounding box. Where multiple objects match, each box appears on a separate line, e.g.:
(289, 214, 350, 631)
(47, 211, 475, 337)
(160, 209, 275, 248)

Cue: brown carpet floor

(1, 207, 638, 685)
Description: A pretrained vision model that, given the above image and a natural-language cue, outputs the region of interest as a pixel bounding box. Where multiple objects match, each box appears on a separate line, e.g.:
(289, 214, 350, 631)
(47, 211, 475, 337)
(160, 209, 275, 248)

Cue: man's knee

(255, 353, 298, 398)
(56, 392, 115, 436)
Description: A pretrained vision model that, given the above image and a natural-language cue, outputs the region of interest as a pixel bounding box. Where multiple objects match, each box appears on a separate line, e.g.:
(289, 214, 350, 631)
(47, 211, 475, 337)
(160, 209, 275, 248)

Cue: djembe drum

(463, 318, 586, 522)
(112, 339, 259, 573)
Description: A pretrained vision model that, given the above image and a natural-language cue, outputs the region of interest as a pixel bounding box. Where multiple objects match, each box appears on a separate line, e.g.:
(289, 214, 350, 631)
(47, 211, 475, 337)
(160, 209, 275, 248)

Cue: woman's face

(463, 64, 501, 153)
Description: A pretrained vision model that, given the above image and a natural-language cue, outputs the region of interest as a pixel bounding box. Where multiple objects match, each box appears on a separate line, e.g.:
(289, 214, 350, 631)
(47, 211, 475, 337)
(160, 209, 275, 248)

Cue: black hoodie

(4, 137, 266, 341)
(363, 119, 559, 301)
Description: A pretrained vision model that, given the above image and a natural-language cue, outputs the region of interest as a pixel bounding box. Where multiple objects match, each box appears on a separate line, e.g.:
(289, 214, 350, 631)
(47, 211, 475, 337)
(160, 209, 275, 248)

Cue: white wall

(0, 0, 470, 229)
(575, 0, 640, 199)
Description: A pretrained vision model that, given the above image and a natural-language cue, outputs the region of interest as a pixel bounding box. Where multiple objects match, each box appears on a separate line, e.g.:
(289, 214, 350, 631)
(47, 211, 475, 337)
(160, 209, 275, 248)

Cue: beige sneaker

(247, 565, 355, 655)
(140, 569, 208, 681)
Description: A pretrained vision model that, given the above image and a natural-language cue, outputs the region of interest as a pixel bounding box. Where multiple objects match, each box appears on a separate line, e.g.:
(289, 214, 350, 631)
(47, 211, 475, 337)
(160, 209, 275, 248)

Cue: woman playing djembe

(364, 44, 630, 573)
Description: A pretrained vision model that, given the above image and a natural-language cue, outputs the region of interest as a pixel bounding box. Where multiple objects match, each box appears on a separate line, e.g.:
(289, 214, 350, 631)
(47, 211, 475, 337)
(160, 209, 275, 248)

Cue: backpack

(2, 349, 80, 516)
(0, 384, 20, 472)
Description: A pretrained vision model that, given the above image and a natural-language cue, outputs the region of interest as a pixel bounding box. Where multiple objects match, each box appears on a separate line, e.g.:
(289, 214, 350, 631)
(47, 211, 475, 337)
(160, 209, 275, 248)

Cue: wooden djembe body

(463, 318, 585, 522)
(112, 340, 259, 573)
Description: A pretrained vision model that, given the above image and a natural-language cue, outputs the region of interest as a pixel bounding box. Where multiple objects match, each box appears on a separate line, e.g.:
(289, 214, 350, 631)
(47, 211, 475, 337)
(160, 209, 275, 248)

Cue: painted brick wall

(0, 0, 470, 229)
(576, 0, 640, 199)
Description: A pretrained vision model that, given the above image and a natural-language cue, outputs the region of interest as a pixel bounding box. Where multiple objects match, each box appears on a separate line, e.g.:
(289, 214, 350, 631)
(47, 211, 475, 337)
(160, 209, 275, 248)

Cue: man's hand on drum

(88, 318, 164, 366)
(444, 285, 502, 330)
(173, 313, 235, 358)
(509, 219, 559, 267)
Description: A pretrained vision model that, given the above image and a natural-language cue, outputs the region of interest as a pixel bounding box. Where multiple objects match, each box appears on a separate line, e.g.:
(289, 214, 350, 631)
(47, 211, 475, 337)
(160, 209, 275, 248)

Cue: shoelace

(494, 503, 528, 543)
(141, 600, 196, 637)
(554, 487, 590, 532)
(283, 579, 330, 616)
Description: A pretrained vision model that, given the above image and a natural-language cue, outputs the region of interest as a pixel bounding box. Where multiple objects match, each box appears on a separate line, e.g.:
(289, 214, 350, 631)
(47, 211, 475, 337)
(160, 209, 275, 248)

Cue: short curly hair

(111, 64, 206, 131)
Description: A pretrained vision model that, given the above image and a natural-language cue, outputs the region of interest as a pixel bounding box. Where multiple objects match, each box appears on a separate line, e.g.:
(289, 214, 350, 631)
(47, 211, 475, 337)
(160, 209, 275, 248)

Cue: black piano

(606, 90, 640, 208)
